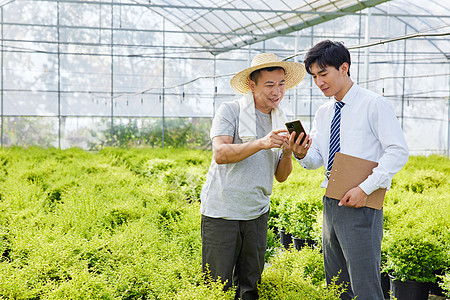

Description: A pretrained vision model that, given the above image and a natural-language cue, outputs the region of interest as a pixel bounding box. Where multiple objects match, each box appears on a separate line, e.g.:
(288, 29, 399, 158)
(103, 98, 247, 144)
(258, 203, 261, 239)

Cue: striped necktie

(327, 101, 345, 171)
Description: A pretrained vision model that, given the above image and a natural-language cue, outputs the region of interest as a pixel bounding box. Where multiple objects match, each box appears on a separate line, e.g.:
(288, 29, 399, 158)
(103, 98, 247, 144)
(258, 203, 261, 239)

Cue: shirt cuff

(359, 179, 379, 196)
(293, 153, 303, 161)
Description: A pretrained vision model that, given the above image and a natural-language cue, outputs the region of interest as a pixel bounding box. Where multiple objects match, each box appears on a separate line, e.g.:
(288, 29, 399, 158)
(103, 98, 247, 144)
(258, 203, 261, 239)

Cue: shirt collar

(334, 82, 358, 106)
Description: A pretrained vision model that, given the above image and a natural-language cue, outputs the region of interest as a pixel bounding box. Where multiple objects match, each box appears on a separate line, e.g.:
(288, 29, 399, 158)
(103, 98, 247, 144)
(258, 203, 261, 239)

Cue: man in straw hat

(200, 53, 306, 299)
(290, 40, 409, 300)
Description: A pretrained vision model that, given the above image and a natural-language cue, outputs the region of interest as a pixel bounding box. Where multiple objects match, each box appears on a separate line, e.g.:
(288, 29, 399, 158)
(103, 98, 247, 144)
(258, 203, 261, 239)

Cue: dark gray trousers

(322, 196, 384, 300)
(201, 212, 268, 300)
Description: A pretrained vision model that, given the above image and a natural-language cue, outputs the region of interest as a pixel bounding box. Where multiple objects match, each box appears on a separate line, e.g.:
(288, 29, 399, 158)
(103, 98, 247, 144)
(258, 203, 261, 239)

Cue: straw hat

(230, 53, 306, 94)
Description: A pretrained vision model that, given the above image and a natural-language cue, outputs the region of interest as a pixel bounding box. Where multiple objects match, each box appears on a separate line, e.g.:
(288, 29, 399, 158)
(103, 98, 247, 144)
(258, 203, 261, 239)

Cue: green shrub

(143, 158, 175, 175)
(274, 192, 322, 240)
(266, 227, 279, 262)
(402, 170, 446, 193)
(383, 229, 448, 283)
(259, 247, 345, 299)
(439, 273, 450, 297)
(0, 148, 448, 299)
(382, 157, 450, 285)
(286, 196, 322, 239)
(271, 193, 294, 231)
(310, 210, 323, 249)
(270, 162, 323, 239)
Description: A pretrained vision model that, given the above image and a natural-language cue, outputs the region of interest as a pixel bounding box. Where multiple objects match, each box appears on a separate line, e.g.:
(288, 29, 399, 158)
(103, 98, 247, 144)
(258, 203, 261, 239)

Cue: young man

(289, 40, 409, 300)
(200, 53, 305, 300)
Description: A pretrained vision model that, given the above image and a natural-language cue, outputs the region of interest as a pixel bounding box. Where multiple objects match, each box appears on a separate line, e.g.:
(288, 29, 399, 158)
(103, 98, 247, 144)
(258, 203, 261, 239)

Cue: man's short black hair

(249, 66, 285, 85)
(304, 40, 351, 77)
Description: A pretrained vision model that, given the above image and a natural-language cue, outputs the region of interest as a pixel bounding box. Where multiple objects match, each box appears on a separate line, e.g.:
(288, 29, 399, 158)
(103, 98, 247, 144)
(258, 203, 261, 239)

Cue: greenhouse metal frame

(0, 0, 449, 154)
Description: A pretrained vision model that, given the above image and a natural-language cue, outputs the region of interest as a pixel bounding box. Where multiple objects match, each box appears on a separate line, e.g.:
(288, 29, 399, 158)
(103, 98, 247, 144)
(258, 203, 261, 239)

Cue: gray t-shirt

(200, 100, 281, 220)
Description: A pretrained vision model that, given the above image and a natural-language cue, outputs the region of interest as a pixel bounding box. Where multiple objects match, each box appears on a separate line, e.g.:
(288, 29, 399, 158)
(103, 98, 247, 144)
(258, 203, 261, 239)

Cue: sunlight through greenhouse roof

(135, 0, 391, 53)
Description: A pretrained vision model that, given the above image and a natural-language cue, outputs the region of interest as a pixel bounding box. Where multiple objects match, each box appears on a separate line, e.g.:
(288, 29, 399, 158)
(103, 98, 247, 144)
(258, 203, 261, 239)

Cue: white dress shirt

(299, 83, 409, 195)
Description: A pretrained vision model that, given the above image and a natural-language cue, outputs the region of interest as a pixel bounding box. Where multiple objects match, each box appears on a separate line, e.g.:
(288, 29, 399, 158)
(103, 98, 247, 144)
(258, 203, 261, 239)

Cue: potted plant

(383, 229, 448, 300)
(275, 198, 293, 250)
(380, 236, 390, 299)
(270, 193, 293, 250)
(268, 193, 282, 236)
(285, 197, 321, 251)
(310, 210, 323, 251)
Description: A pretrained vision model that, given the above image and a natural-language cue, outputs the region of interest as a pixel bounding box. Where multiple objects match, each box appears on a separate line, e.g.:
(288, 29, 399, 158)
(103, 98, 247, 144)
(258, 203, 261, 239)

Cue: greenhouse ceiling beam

(6, 19, 449, 40)
(32, 0, 365, 17)
(0, 0, 13, 7)
(373, 5, 450, 62)
(4, 36, 448, 57)
(212, 0, 391, 54)
(0, 21, 287, 38)
(2, 46, 448, 65)
(28, 0, 450, 19)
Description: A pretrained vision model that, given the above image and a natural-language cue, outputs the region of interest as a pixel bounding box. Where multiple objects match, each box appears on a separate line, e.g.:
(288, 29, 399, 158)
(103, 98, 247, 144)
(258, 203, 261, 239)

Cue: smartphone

(285, 120, 306, 144)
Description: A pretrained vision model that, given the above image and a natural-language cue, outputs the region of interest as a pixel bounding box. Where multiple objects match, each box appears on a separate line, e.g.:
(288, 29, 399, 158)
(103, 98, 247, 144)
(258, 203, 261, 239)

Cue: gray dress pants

(322, 196, 384, 300)
(201, 212, 268, 300)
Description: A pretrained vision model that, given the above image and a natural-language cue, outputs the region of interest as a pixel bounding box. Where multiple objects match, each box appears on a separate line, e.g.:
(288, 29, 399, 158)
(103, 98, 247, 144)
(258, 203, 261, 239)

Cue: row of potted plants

(381, 164, 450, 299)
(268, 155, 450, 299)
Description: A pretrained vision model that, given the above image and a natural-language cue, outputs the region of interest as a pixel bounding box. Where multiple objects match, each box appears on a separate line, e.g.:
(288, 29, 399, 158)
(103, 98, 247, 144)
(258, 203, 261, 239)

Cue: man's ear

(340, 63, 349, 76)
(249, 80, 256, 92)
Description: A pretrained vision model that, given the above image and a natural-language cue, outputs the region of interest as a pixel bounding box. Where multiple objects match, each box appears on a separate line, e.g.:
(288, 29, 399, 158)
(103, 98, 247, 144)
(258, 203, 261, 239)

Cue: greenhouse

(0, 0, 449, 153)
(0, 0, 449, 299)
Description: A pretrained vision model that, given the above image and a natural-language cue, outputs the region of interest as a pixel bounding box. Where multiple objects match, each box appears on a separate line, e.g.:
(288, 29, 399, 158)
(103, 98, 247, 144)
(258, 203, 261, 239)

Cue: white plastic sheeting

(0, 0, 449, 153)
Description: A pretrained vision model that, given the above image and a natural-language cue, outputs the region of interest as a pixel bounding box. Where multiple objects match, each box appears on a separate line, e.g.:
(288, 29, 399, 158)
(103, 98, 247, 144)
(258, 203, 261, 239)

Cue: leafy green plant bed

(0, 148, 448, 298)
(0, 147, 340, 299)
(270, 154, 450, 292)
(381, 155, 450, 288)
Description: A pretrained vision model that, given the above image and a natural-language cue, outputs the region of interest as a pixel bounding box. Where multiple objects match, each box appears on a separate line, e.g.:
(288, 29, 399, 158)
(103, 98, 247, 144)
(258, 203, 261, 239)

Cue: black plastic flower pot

(292, 237, 315, 251)
(279, 229, 292, 250)
(381, 271, 390, 299)
(389, 275, 430, 300)
(429, 280, 445, 296)
(429, 269, 446, 296)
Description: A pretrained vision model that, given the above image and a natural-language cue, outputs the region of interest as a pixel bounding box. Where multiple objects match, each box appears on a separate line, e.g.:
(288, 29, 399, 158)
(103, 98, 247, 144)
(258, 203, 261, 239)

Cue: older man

(200, 53, 305, 300)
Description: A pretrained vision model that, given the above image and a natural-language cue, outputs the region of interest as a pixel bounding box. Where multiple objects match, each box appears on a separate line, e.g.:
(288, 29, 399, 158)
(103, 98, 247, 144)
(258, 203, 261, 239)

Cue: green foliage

(0, 147, 340, 299)
(271, 189, 322, 239)
(401, 169, 446, 193)
(265, 227, 279, 262)
(270, 163, 323, 239)
(0, 147, 214, 298)
(383, 229, 448, 282)
(286, 196, 322, 239)
(310, 210, 323, 249)
(273, 155, 450, 286)
(382, 155, 450, 284)
(4, 117, 57, 147)
(94, 118, 212, 149)
(0, 148, 448, 298)
(439, 273, 450, 297)
(259, 247, 345, 299)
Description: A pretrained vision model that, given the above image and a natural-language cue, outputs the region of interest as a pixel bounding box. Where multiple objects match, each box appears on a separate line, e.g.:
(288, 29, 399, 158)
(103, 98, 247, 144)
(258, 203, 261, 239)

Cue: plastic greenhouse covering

(0, 0, 449, 153)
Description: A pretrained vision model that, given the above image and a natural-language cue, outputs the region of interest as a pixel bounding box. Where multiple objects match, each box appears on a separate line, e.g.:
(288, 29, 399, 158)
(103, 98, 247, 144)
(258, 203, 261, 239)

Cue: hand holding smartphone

(285, 120, 307, 144)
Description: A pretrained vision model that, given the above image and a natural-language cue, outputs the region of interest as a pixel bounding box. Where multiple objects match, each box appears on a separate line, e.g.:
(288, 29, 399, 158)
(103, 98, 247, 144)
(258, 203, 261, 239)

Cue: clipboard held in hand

(325, 152, 386, 210)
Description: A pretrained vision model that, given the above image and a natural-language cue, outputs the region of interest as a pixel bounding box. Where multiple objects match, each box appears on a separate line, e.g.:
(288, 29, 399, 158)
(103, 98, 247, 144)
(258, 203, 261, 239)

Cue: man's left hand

(288, 132, 311, 159)
(339, 186, 367, 208)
